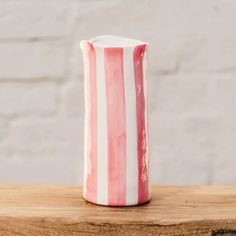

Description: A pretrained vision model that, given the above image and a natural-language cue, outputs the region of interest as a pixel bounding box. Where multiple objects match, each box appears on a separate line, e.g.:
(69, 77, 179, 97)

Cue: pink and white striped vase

(80, 35, 150, 206)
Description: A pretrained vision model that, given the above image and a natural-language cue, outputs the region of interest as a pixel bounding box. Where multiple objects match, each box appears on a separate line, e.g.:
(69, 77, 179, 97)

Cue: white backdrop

(0, 0, 235, 184)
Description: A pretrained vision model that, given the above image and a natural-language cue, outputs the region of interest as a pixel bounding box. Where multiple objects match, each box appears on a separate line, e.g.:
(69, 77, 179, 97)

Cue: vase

(80, 35, 150, 206)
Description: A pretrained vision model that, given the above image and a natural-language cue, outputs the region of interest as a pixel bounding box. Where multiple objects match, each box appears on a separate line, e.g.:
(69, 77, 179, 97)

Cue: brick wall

(0, 0, 235, 184)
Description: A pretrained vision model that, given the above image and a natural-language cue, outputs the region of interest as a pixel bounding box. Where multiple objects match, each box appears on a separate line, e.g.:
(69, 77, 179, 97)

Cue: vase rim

(84, 35, 147, 48)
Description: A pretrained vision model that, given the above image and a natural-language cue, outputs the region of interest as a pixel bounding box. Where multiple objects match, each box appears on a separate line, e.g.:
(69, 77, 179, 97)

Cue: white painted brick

(149, 75, 212, 115)
(150, 37, 182, 74)
(151, 0, 236, 37)
(0, 154, 82, 184)
(208, 75, 236, 114)
(211, 117, 236, 184)
(154, 0, 236, 73)
(0, 120, 8, 143)
(61, 80, 84, 117)
(0, 119, 10, 160)
(8, 117, 83, 160)
(149, 74, 236, 184)
(150, 74, 236, 115)
(0, 1, 70, 38)
(150, 113, 220, 184)
(0, 82, 59, 116)
(0, 41, 66, 79)
(67, 41, 84, 81)
(4, 117, 84, 183)
(0, 116, 84, 185)
(179, 39, 236, 73)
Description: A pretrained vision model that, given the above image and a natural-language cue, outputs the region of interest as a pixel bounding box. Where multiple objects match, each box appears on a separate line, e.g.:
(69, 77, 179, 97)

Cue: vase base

(83, 196, 151, 207)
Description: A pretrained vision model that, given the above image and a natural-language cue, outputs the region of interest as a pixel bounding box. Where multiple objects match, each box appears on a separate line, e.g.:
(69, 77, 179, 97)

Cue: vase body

(80, 35, 149, 206)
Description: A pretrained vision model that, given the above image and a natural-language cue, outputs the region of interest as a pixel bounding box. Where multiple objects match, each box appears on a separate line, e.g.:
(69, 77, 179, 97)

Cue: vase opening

(86, 35, 147, 48)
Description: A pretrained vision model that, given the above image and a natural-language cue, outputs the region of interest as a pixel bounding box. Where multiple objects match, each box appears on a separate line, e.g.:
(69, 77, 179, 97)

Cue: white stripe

(124, 47, 138, 205)
(81, 42, 89, 198)
(96, 47, 108, 205)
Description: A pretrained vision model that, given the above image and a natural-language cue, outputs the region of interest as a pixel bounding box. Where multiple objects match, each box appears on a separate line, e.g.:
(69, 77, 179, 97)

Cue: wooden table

(0, 186, 236, 235)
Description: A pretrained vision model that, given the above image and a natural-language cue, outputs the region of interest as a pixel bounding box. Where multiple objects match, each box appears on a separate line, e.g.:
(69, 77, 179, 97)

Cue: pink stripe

(133, 45, 149, 204)
(85, 43, 97, 203)
(105, 48, 126, 206)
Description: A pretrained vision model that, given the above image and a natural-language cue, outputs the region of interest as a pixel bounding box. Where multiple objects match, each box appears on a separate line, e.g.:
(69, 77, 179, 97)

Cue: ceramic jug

(80, 35, 150, 206)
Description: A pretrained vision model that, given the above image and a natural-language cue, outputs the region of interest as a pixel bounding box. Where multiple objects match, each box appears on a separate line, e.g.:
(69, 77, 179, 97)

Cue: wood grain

(0, 185, 236, 235)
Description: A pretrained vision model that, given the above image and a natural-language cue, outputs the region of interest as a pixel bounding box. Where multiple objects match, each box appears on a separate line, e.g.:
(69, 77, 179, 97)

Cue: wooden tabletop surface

(0, 185, 236, 235)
